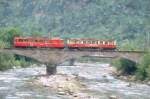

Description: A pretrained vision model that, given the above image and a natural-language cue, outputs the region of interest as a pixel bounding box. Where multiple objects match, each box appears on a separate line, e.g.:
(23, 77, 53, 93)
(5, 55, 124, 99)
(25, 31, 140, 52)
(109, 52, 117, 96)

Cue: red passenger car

(14, 37, 64, 48)
(67, 38, 116, 50)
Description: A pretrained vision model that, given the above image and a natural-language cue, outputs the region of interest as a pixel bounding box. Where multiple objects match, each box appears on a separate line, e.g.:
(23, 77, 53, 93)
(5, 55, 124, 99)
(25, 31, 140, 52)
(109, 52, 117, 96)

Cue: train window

(83, 40, 86, 44)
(105, 41, 109, 44)
(79, 41, 82, 44)
(109, 41, 112, 45)
(100, 41, 103, 44)
(96, 41, 99, 44)
(68, 40, 72, 44)
(89, 41, 92, 44)
(35, 40, 38, 42)
(76, 40, 78, 44)
(24, 39, 28, 42)
(73, 40, 76, 44)
(75, 40, 79, 44)
(70, 40, 72, 43)
(19, 39, 23, 42)
(39, 40, 43, 42)
(74, 40, 77, 44)
(92, 41, 95, 44)
(78, 41, 81, 44)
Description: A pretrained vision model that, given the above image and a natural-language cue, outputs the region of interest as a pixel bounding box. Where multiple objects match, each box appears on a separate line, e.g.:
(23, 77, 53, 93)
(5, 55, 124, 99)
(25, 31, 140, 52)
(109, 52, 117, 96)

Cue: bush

(136, 53, 150, 80)
(0, 27, 22, 48)
(0, 53, 16, 71)
(0, 41, 6, 49)
(112, 58, 137, 75)
(146, 65, 150, 79)
(135, 66, 147, 80)
(0, 52, 32, 71)
(119, 40, 142, 51)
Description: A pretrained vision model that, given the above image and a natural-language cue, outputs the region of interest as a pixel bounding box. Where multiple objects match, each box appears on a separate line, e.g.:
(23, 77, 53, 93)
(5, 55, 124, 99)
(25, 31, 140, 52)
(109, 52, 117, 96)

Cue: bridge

(0, 48, 145, 75)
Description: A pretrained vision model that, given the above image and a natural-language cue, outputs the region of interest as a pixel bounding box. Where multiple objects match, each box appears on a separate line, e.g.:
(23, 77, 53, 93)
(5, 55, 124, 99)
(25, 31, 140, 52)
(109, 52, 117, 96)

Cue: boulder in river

(34, 74, 85, 96)
(109, 95, 118, 99)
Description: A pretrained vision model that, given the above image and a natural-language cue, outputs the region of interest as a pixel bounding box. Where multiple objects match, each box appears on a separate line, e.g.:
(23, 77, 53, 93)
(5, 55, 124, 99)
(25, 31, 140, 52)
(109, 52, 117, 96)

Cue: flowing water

(0, 63, 150, 99)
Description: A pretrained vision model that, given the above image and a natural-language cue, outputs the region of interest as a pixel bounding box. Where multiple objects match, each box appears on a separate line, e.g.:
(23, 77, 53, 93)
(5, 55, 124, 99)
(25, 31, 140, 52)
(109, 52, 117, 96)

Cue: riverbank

(111, 53, 150, 82)
(112, 72, 150, 86)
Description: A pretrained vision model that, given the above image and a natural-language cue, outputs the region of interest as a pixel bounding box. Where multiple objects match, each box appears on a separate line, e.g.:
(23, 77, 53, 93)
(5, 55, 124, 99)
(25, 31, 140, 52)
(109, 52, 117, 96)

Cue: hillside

(0, 0, 149, 49)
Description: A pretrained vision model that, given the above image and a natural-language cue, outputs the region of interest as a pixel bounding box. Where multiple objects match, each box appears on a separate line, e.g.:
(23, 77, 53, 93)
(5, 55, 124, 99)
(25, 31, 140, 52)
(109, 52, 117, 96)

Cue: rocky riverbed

(0, 62, 150, 99)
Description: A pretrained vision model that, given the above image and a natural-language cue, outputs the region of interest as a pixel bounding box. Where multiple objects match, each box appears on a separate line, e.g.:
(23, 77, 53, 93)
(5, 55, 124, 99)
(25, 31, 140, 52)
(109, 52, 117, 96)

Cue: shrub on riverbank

(112, 58, 137, 75)
(136, 53, 150, 80)
(112, 52, 150, 81)
(0, 53, 15, 71)
(0, 52, 32, 71)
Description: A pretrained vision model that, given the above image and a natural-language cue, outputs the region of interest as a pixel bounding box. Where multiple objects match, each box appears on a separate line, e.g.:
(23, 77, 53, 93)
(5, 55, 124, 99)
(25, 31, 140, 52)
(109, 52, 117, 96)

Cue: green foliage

(112, 58, 137, 75)
(30, 32, 43, 37)
(112, 53, 150, 81)
(0, 27, 22, 48)
(0, 52, 15, 71)
(0, 40, 6, 48)
(0, 52, 33, 71)
(135, 66, 147, 80)
(146, 65, 150, 79)
(119, 39, 143, 51)
(136, 53, 150, 80)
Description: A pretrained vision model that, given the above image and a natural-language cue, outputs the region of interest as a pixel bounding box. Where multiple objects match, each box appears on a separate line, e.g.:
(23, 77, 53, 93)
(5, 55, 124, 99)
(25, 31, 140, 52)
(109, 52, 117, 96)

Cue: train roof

(67, 38, 116, 41)
(14, 37, 63, 40)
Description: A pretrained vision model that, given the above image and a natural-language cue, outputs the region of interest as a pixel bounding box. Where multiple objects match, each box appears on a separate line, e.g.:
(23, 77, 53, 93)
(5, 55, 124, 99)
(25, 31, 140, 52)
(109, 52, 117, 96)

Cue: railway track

(3, 48, 146, 53)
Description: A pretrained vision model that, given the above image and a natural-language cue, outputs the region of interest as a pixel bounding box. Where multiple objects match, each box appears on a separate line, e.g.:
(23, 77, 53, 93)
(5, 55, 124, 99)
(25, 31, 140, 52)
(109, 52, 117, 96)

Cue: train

(14, 37, 117, 50)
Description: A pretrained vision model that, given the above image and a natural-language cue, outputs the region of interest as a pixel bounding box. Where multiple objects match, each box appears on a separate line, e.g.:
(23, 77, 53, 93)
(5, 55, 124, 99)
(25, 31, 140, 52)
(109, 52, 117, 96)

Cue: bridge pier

(46, 63, 57, 75)
(69, 58, 75, 66)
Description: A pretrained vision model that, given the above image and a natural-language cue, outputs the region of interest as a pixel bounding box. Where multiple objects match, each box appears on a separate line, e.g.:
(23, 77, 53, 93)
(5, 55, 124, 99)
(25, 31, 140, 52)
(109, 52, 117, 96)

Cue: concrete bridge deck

(0, 48, 145, 63)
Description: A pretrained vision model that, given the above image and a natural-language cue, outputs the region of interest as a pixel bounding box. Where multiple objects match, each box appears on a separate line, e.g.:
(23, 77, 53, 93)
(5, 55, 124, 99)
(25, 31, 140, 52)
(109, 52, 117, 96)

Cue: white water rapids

(0, 63, 149, 99)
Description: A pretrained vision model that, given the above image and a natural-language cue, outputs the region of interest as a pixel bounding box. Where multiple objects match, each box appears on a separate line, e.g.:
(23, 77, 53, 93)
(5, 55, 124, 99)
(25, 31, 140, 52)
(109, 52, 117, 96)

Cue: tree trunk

(46, 63, 57, 75)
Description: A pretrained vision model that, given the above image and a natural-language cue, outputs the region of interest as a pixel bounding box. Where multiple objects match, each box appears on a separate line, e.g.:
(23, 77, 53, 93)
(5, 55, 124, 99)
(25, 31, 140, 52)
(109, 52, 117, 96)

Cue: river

(0, 63, 150, 99)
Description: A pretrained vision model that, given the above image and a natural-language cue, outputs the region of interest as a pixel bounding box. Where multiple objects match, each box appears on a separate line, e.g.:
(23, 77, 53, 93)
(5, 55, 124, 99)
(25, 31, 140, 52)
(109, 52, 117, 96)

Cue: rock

(109, 95, 117, 99)
(35, 74, 83, 96)
(130, 76, 136, 81)
(127, 83, 132, 87)
(57, 91, 66, 95)
(102, 75, 107, 78)
(147, 81, 150, 86)
(73, 94, 78, 97)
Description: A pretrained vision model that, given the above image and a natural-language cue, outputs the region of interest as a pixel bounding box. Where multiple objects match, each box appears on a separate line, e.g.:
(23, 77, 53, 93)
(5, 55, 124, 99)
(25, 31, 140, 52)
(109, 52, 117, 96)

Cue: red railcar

(14, 37, 117, 50)
(67, 38, 116, 50)
(14, 37, 64, 48)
